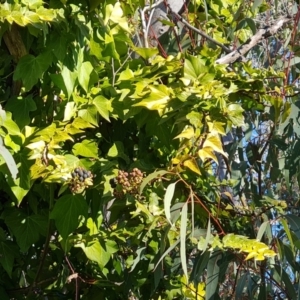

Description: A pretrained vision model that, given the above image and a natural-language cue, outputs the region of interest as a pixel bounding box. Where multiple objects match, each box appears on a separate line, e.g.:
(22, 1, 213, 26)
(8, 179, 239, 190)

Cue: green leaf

(104, 2, 130, 33)
(107, 141, 129, 163)
(0, 137, 18, 180)
(274, 264, 297, 300)
(180, 202, 188, 281)
(78, 240, 110, 269)
(164, 182, 176, 225)
(0, 241, 16, 277)
(5, 96, 37, 129)
(133, 85, 170, 112)
(35, 6, 57, 21)
(50, 194, 88, 239)
(47, 31, 68, 61)
(140, 170, 169, 194)
(206, 251, 222, 300)
(226, 104, 245, 126)
(132, 46, 159, 59)
(183, 159, 201, 175)
(78, 61, 93, 93)
(72, 139, 98, 158)
(93, 95, 112, 122)
(184, 54, 205, 80)
(4, 211, 47, 252)
(61, 66, 77, 99)
(235, 273, 248, 300)
(14, 52, 52, 91)
(78, 105, 98, 126)
(236, 18, 256, 34)
(130, 247, 146, 272)
(256, 221, 270, 241)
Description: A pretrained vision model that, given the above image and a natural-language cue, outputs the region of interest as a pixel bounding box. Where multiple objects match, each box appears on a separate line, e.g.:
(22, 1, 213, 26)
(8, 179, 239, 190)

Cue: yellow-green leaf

(174, 127, 195, 139)
(183, 159, 201, 175)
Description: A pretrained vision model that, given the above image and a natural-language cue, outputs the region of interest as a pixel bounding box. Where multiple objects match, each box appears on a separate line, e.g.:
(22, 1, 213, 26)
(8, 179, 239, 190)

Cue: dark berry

(109, 178, 117, 188)
(77, 170, 83, 177)
(79, 176, 84, 182)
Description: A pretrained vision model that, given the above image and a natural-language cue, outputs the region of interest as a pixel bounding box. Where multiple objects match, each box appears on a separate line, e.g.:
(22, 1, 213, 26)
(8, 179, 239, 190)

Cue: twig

(65, 255, 79, 300)
(169, 9, 231, 54)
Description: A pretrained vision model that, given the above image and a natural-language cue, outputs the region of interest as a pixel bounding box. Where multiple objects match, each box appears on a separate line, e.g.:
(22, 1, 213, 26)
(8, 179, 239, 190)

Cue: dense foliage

(0, 0, 300, 299)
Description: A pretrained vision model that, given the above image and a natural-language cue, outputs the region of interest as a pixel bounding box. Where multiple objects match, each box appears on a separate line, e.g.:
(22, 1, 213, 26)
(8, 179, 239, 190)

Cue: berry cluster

(69, 167, 93, 193)
(112, 168, 144, 198)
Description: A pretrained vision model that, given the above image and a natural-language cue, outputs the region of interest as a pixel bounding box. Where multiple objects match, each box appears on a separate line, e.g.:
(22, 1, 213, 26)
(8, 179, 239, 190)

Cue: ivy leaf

(133, 85, 170, 113)
(77, 240, 110, 268)
(93, 95, 112, 122)
(4, 211, 47, 252)
(184, 54, 207, 80)
(78, 105, 98, 126)
(14, 52, 52, 91)
(72, 139, 99, 158)
(174, 127, 195, 139)
(50, 194, 88, 239)
(226, 104, 245, 126)
(104, 2, 130, 33)
(35, 6, 57, 21)
(183, 159, 201, 175)
(5, 96, 37, 129)
(132, 46, 158, 59)
(203, 133, 228, 158)
(198, 147, 218, 163)
(78, 61, 93, 93)
(47, 31, 68, 61)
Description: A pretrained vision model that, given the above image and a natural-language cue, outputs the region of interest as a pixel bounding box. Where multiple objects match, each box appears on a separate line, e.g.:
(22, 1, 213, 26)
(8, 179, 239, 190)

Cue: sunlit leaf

(164, 182, 176, 225)
(183, 159, 201, 175)
(180, 202, 188, 281)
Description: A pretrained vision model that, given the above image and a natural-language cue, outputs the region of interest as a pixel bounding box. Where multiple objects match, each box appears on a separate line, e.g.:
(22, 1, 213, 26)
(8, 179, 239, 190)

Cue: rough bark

(2, 24, 27, 96)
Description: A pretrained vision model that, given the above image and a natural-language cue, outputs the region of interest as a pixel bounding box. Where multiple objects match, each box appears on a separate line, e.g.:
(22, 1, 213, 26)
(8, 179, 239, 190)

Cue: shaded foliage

(0, 0, 299, 299)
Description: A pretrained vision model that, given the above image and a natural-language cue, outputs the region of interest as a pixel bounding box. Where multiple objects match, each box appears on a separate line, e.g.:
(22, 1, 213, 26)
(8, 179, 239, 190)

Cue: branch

(216, 16, 292, 65)
(170, 10, 231, 54)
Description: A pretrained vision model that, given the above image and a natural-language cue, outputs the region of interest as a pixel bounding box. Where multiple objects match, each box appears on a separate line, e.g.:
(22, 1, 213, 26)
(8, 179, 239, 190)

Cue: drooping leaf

(164, 182, 176, 225)
(0, 137, 18, 180)
(206, 251, 222, 300)
(180, 202, 188, 281)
